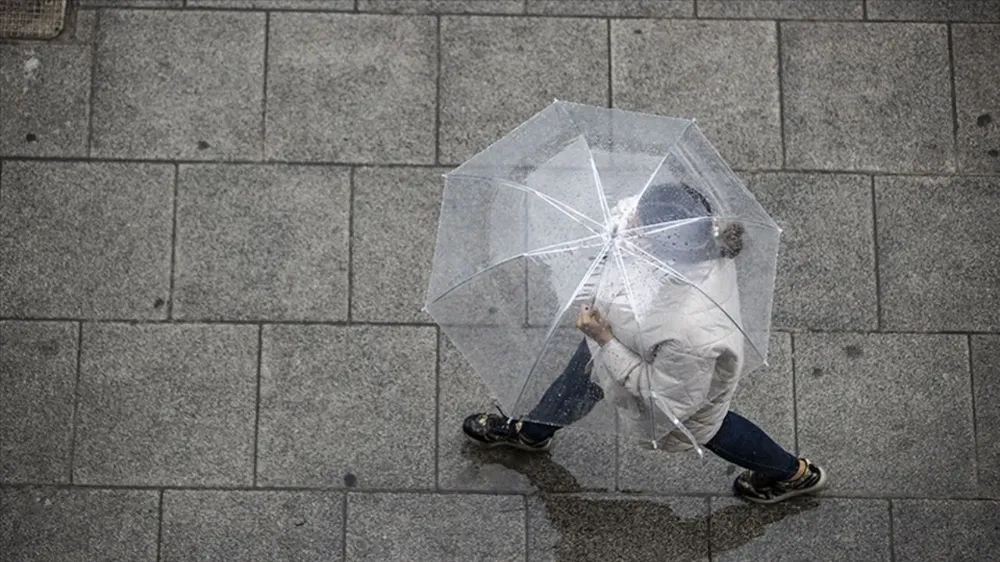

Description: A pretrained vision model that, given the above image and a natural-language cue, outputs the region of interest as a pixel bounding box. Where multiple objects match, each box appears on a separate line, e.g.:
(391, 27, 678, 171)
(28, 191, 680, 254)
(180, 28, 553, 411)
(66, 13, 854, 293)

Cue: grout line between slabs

(341, 492, 349, 561)
(523, 494, 529, 562)
(347, 167, 356, 323)
(261, 12, 270, 160)
(693, 0, 698, 18)
(862, 0, 867, 20)
(776, 21, 787, 168)
(434, 326, 441, 491)
(947, 23, 960, 172)
(888, 499, 896, 562)
(790, 333, 800, 456)
(3, 156, 998, 178)
(606, 18, 612, 107)
(252, 325, 263, 487)
(871, 175, 882, 331)
(156, 489, 165, 562)
(0, 480, 991, 502)
(50, 6, 997, 24)
(967, 335, 980, 491)
(85, 9, 100, 158)
(167, 164, 179, 320)
(434, 16, 442, 165)
(67, 322, 84, 484)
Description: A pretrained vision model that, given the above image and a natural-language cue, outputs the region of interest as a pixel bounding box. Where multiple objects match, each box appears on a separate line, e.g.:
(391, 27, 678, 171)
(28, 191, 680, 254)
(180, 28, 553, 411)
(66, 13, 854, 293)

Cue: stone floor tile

(0, 321, 77, 483)
(258, 325, 437, 489)
(91, 9, 265, 159)
(74, 323, 257, 486)
(782, 22, 953, 172)
(746, 172, 877, 330)
(174, 164, 350, 321)
(612, 19, 781, 169)
(953, 23, 1000, 172)
(0, 487, 159, 562)
(352, 166, 443, 322)
(267, 13, 436, 163)
(712, 497, 890, 561)
(0, 161, 173, 319)
(893, 499, 1000, 562)
(528, 494, 709, 562)
(876, 176, 1000, 332)
(795, 333, 977, 496)
(346, 492, 525, 561)
(0, 45, 91, 157)
(162, 490, 344, 562)
(440, 15, 608, 164)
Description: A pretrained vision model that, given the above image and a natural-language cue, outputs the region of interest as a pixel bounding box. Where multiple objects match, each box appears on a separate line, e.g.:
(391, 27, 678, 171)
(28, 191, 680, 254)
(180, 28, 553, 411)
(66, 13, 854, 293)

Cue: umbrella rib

(510, 240, 614, 414)
(619, 240, 766, 366)
(447, 173, 604, 234)
(555, 101, 612, 224)
(633, 120, 696, 206)
(425, 235, 607, 307)
(621, 216, 780, 239)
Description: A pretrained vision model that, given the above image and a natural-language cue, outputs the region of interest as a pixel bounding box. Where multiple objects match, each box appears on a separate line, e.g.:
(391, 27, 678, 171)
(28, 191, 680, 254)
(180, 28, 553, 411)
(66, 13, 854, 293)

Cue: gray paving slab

(81, 0, 182, 6)
(266, 13, 436, 163)
(189, 0, 354, 8)
(617, 334, 794, 494)
(437, 338, 616, 493)
(0, 487, 159, 562)
(161, 490, 344, 562)
(74, 323, 257, 486)
(875, 176, 1000, 332)
(746, 172, 877, 331)
(346, 492, 525, 561)
(698, 0, 863, 19)
(352, 166, 443, 323)
(953, 24, 1000, 173)
(867, 0, 1000, 21)
(611, 19, 781, 169)
(439, 15, 608, 164)
(893, 499, 1000, 562)
(526, 0, 693, 16)
(0, 322, 77, 483)
(795, 333, 977, 497)
(0, 46, 91, 158)
(258, 325, 436, 489)
(91, 9, 265, 160)
(711, 497, 890, 561)
(782, 22, 953, 172)
(0, 161, 173, 320)
(528, 494, 709, 562)
(173, 164, 350, 322)
(971, 336, 1000, 498)
(358, 0, 524, 13)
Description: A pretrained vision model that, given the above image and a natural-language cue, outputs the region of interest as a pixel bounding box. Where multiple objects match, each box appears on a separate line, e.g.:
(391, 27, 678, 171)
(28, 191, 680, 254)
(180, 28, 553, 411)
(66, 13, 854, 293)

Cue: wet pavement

(1, 0, 999, 560)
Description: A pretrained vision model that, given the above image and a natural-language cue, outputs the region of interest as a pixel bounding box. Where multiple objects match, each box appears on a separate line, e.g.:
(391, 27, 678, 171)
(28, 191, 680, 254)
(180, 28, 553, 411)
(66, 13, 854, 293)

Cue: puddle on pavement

(461, 445, 820, 561)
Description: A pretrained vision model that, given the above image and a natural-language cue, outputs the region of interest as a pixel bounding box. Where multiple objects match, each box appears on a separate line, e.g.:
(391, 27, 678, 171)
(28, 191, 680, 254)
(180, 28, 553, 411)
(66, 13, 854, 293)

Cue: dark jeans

(519, 338, 799, 481)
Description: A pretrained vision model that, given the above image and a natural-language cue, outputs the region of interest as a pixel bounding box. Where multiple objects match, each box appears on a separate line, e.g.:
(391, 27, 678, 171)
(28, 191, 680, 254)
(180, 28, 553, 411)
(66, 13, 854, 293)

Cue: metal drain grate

(0, 0, 67, 40)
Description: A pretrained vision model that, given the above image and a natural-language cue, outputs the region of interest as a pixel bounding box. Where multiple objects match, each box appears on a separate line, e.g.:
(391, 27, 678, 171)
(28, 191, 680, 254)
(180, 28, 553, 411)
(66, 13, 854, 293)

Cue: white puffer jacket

(588, 201, 745, 453)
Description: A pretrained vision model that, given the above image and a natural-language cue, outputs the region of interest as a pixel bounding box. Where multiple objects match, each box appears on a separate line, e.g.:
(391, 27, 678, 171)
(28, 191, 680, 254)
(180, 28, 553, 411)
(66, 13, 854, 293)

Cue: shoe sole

(736, 466, 829, 505)
(463, 432, 552, 453)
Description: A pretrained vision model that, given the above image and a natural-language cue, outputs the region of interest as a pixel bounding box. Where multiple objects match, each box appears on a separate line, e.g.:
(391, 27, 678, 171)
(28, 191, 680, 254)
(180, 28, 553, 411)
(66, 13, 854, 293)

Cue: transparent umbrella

(425, 101, 780, 455)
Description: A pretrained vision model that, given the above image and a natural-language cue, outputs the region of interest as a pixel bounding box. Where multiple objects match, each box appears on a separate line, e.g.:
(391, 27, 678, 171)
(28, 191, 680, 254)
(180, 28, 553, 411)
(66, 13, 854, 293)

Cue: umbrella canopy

(425, 101, 780, 451)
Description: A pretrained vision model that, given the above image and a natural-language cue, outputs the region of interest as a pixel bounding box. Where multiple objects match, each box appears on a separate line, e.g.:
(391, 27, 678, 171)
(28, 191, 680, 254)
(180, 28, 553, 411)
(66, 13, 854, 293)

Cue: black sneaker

(462, 412, 553, 452)
(733, 459, 828, 504)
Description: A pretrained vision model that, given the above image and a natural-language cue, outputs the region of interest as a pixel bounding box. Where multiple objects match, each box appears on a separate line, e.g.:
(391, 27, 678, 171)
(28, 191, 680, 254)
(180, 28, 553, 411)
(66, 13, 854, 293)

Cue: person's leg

(705, 411, 827, 504)
(704, 411, 799, 481)
(519, 339, 604, 442)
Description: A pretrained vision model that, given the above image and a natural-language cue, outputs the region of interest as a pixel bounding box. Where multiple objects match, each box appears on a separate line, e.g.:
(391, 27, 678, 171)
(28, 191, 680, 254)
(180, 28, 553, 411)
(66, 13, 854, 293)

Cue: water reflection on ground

(461, 444, 821, 561)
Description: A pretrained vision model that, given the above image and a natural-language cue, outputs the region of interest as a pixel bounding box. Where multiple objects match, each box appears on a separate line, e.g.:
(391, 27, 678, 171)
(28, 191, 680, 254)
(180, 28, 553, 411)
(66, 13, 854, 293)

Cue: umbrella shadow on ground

(461, 445, 820, 561)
